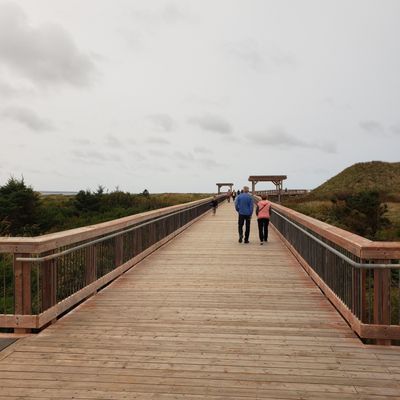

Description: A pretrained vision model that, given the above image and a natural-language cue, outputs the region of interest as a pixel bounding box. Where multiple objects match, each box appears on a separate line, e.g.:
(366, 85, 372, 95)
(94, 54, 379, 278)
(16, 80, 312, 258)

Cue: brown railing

(255, 189, 309, 197)
(267, 201, 400, 345)
(0, 196, 224, 332)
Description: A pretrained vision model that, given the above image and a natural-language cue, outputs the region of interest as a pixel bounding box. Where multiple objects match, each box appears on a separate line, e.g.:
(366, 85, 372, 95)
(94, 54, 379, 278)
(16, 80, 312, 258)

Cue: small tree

(0, 177, 41, 236)
(330, 191, 390, 239)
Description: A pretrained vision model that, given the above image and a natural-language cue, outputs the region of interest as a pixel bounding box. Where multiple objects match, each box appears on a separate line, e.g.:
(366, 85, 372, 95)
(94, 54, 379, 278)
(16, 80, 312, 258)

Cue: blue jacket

(235, 192, 254, 216)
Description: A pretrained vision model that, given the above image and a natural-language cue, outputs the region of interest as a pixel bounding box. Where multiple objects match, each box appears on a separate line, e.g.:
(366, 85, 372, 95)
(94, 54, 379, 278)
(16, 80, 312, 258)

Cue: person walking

(235, 186, 253, 243)
(211, 196, 218, 215)
(256, 194, 271, 245)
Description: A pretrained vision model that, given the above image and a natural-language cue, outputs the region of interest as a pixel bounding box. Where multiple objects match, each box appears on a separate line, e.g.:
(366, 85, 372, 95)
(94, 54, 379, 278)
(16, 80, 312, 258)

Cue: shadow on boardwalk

(1, 202, 400, 399)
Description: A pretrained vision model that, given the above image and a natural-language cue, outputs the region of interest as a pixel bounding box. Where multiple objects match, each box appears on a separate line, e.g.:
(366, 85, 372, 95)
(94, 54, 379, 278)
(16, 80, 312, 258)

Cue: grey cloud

(188, 114, 232, 135)
(148, 149, 167, 157)
(193, 146, 212, 154)
(197, 158, 224, 169)
(106, 134, 123, 148)
(132, 3, 189, 25)
(225, 39, 296, 73)
(72, 149, 121, 164)
(247, 127, 336, 153)
(146, 113, 175, 132)
(73, 138, 92, 146)
(0, 3, 97, 88)
(130, 151, 146, 162)
(359, 120, 385, 134)
(322, 97, 352, 111)
(0, 80, 19, 97)
(390, 124, 400, 135)
(2, 106, 53, 132)
(146, 136, 170, 145)
(173, 151, 194, 162)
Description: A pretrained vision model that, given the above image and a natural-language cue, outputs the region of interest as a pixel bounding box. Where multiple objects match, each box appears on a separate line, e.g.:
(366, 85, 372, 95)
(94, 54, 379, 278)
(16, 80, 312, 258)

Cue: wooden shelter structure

(248, 175, 287, 202)
(216, 182, 233, 194)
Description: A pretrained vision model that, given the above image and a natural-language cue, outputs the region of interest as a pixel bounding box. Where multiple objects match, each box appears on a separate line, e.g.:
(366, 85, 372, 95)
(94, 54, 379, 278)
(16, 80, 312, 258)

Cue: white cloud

(0, 2, 97, 88)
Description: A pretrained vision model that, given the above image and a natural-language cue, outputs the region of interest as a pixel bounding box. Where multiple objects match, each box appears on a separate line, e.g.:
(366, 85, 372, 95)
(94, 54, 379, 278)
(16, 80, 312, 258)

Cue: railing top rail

(253, 195, 400, 259)
(0, 196, 219, 254)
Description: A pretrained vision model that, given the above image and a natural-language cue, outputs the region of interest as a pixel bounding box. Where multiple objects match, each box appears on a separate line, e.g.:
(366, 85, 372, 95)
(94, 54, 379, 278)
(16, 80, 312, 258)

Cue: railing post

(115, 235, 124, 267)
(374, 262, 391, 345)
(85, 245, 97, 285)
(13, 253, 32, 333)
(352, 267, 368, 323)
(41, 253, 57, 313)
(360, 269, 367, 323)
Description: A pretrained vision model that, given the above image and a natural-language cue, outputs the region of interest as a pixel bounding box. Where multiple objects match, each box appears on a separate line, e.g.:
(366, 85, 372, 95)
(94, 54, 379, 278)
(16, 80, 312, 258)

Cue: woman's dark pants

(257, 218, 270, 241)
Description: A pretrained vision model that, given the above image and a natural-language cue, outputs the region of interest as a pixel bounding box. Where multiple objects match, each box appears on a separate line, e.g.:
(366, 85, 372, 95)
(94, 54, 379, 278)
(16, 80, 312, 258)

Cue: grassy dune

(283, 161, 400, 241)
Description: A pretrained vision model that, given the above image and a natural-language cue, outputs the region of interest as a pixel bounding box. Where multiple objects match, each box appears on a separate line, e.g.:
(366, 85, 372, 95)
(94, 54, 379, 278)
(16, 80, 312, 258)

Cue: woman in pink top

(256, 194, 271, 245)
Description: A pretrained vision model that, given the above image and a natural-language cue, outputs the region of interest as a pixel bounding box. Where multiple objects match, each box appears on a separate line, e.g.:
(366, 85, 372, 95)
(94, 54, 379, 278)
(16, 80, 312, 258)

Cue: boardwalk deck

(1, 202, 400, 399)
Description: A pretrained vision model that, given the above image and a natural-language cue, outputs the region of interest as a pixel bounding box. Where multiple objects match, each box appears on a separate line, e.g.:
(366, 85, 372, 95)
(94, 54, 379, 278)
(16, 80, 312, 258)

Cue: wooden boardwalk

(1, 202, 400, 399)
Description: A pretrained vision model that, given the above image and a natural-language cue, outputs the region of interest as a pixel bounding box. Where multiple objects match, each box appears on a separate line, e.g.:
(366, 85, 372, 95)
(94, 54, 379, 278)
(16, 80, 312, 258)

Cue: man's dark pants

(238, 214, 251, 241)
(257, 218, 270, 241)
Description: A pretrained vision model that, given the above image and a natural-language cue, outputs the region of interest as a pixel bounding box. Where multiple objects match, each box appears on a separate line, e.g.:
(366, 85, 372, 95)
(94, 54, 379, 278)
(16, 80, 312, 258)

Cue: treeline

(0, 178, 208, 236)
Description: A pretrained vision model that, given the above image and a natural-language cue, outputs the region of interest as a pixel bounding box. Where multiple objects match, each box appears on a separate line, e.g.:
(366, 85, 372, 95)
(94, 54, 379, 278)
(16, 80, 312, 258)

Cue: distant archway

(216, 183, 233, 194)
(248, 175, 287, 203)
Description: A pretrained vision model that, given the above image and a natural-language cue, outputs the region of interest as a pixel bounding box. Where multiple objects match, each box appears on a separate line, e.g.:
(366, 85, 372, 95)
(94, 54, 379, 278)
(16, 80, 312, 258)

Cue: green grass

(312, 161, 400, 199)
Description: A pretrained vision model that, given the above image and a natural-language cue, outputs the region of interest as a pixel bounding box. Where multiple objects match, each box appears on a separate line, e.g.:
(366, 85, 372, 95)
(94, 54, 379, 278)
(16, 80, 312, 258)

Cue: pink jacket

(257, 200, 271, 219)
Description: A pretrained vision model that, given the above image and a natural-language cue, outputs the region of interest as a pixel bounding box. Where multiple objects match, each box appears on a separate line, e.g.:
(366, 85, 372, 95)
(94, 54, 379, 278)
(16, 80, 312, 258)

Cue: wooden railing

(0, 196, 224, 332)
(266, 201, 400, 345)
(255, 189, 309, 196)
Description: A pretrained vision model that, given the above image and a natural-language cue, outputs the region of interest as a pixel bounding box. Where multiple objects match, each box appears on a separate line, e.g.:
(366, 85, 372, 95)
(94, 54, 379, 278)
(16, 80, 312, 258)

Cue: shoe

(244, 240, 249, 244)
(260, 242, 263, 245)
(238, 237, 243, 243)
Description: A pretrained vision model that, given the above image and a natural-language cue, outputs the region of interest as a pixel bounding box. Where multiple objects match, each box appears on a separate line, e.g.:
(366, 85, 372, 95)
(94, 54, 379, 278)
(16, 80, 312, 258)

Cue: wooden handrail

(271, 202, 400, 259)
(0, 197, 215, 254)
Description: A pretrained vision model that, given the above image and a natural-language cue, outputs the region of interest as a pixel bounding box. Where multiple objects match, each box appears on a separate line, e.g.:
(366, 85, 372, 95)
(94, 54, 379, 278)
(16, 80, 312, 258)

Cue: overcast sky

(0, 0, 399, 193)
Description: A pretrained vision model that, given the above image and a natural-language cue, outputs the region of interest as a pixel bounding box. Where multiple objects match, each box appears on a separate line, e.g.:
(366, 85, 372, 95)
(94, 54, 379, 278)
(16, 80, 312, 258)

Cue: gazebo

(216, 183, 234, 194)
(248, 175, 287, 202)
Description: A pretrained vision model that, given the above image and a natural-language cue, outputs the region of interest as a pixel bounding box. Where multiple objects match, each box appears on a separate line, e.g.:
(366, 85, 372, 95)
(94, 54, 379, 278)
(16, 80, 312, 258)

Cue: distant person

(211, 196, 218, 215)
(235, 186, 253, 243)
(237, 189, 241, 195)
(227, 189, 231, 203)
(232, 190, 237, 201)
(256, 194, 271, 245)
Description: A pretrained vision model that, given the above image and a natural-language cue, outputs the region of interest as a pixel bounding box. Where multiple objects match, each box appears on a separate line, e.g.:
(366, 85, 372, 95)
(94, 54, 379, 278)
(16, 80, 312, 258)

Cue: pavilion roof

(248, 175, 287, 181)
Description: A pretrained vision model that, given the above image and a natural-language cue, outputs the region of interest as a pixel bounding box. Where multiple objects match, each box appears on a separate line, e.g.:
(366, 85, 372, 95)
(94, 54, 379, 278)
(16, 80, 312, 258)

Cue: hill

(312, 161, 400, 199)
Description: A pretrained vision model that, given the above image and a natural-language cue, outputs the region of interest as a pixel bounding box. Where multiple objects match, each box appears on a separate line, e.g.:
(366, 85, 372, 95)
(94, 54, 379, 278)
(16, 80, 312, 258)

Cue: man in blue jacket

(235, 186, 254, 243)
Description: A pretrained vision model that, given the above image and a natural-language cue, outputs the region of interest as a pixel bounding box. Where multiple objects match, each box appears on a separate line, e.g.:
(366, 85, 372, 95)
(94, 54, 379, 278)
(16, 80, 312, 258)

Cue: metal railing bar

(272, 209, 400, 270)
(15, 201, 211, 263)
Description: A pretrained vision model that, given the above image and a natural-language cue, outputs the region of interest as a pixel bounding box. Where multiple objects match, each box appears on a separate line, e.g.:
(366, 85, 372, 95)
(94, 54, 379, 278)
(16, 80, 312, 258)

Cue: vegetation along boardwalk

(1, 202, 400, 399)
